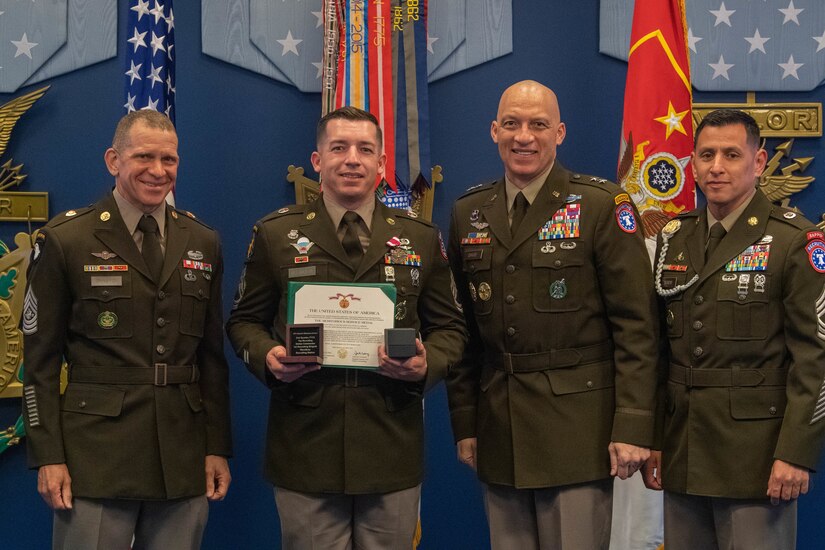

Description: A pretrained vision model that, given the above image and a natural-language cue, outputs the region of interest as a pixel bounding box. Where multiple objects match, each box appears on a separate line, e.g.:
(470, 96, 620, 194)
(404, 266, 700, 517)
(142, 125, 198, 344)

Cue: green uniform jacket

(446, 162, 659, 488)
(23, 193, 232, 500)
(655, 191, 825, 498)
(225, 197, 466, 494)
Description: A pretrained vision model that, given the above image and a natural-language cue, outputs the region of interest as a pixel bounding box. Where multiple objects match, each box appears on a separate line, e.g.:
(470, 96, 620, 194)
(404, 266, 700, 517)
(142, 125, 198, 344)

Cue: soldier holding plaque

(226, 106, 466, 549)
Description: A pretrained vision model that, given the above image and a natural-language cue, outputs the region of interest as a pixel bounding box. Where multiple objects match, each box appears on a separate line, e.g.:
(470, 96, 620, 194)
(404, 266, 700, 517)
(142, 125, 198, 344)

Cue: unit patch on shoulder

(615, 203, 637, 233)
(807, 240, 825, 273)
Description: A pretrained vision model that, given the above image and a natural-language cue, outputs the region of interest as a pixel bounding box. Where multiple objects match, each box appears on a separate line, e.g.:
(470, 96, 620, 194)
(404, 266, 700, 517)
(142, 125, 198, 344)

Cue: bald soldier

(446, 80, 659, 549)
(23, 110, 232, 549)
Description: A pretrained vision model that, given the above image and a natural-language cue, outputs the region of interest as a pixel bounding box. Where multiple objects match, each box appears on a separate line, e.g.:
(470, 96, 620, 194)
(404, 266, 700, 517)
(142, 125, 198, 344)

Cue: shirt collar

(113, 188, 167, 237)
(505, 162, 554, 211)
(322, 193, 375, 231)
(706, 189, 756, 232)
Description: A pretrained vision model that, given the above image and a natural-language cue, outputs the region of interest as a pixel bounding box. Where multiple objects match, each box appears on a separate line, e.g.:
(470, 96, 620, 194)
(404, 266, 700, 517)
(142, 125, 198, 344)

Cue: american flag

(124, 0, 176, 122)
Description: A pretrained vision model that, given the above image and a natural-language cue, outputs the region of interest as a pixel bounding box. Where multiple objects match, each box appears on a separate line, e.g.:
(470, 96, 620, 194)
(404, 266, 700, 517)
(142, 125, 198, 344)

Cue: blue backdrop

(2, 2, 823, 548)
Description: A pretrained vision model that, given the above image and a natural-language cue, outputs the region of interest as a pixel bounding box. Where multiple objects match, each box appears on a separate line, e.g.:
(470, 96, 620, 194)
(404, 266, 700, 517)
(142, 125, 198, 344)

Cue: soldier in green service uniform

(643, 109, 825, 549)
(226, 106, 466, 549)
(446, 80, 659, 549)
(22, 110, 232, 549)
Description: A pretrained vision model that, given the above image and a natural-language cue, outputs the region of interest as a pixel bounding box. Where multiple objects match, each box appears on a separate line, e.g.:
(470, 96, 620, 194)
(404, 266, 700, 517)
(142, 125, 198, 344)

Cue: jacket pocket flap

(182, 384, 204, 412)
(62, 384, 125, 417)
(545, 362, 614, 395)
(730, 387, 786, 419)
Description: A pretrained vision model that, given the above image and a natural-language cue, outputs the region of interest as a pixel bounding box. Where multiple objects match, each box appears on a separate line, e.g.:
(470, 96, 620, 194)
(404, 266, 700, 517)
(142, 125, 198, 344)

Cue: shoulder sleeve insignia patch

(806, 240, 825, 273)
(615, 203, 638, 233)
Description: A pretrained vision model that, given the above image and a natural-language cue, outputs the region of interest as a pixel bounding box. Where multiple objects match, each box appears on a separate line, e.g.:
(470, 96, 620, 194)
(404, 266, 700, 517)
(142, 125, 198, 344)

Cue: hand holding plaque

(281, 323, 323, 364)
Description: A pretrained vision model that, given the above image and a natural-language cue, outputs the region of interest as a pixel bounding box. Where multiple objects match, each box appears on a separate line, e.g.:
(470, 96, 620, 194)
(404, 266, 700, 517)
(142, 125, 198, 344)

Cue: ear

(690, 151, 698, 180)
(753, 147, 768, 178)
(310, 151, 322, 173)
(104, 148, 119, 176)
(556, 122, 566, 146)
(377, 152, 387, 176)
(490, 120, 499, 144)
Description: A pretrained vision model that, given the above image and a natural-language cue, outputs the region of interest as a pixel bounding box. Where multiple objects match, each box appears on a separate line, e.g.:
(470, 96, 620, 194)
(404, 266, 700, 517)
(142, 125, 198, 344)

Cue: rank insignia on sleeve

(539, 203, 581, 240)
(615, 203, 637, 233)
(725, 244, 770, 272)
(807, 240, 825, 273)
(22, 287, 38, 335)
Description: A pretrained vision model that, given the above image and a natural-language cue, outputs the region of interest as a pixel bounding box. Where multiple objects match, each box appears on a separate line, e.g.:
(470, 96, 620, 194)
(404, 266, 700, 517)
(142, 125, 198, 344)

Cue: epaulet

(677, 209, 699, 219)
(391, 208, 434, 227)
(770, 206, 813, 229)
(47, 206, 94, 227)
(260, 204, 306, 224)
(457, 180, 496, 200)
(173, 208, 214, 230)
(571, 173, 620, 194)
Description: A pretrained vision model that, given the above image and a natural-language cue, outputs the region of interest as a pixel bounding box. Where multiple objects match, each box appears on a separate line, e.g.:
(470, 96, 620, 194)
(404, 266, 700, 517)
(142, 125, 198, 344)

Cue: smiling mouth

(339, 172, 364, 179)
(512, 149, 536, 156)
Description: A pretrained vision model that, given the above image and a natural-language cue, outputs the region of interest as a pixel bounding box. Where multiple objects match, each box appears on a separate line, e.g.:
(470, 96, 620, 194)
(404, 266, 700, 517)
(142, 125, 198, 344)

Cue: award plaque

(287, 282, 397, 368)
(282, 323, 323, 364)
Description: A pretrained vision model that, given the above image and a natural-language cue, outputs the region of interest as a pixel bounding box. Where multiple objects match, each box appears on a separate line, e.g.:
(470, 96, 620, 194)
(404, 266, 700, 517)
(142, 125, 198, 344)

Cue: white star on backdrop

(124, 93, 137, 113)
(150, 1, 166, 25)
(131, 0, 150, 21)
(148, 64, 164, 87)
(128, 28, 147, 53)
(778, 54, 803, 79)
(687, 28, 703, 53)
(312, 61, 323, 79)
(427, 34, 439, 54)
(311, 11, 323, 28)
(125, 60, 143, 84)
(779, 1, 803, 26)
(814, 30, 825, 53)
(166, 8, 175, 31)
(745, 29, 770, 54)
(709, 54, 734, 80)
(11, 33, 38, 59)
(277, 31, 302, 56)
(710, 2, 735, 27)
(150, 32, 166, 56)
(143, 97, 159, 111)
(166, 75, 175, 94)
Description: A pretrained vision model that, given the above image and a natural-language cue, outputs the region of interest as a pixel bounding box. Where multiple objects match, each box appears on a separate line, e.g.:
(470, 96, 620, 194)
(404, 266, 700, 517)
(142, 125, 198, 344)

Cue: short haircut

(112, 111, 176, 150)
(694, 109, 760, 149)
(316, 106, 382, 148)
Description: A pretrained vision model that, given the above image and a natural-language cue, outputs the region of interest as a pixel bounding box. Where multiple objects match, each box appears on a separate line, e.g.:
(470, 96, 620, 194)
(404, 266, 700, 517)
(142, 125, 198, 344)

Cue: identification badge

(90, 275, 123, 287)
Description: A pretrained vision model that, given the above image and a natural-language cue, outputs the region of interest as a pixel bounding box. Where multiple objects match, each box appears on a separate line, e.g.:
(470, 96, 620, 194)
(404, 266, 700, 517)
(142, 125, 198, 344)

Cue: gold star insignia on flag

(654, 101, 689, 140)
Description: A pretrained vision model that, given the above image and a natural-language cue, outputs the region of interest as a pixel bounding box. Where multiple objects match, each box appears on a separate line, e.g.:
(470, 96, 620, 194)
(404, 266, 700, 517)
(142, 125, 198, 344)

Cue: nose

(515, 123, 534, 144)
(147, 157, 165, 177)
(709, 153, 725, 174)
(344, 145, 361, 165)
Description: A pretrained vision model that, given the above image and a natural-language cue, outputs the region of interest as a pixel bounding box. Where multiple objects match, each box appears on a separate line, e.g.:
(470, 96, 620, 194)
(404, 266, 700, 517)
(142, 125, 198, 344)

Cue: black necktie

(706, 222, 726, 261)
(341, 211, 363, 268)
(138, 215, 163, 282)
(510, 192, 529, 236)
